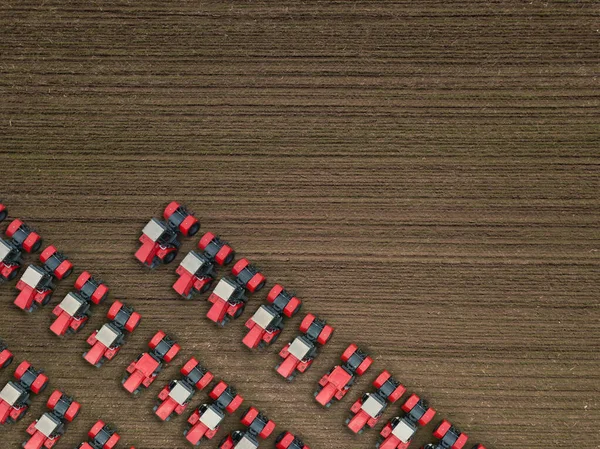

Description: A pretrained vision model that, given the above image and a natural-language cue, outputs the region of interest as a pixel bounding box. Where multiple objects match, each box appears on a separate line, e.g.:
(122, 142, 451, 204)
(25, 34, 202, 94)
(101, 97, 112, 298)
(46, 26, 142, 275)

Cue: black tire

(37, 378, 49, 394)
(1, 355, 13, 369)
(187, 223, 200, 237)
(6, 269, 18, 281)
(199, 280, 213, 294)
(218, 317, 229, 327)
(290, 302, 302, 318)
(254, 280, 266, 292)
(233, 305, 245, 319)
(0, 210, 6, 222)
(269, 331, 281, 346)
(76, 318, 88, 332)
(15, 408, 27, 422)
(41, 293, 52, 306)
(31, 239, 42, 253)
(163, 251, 177, 264)
(224, 252, 235, 265)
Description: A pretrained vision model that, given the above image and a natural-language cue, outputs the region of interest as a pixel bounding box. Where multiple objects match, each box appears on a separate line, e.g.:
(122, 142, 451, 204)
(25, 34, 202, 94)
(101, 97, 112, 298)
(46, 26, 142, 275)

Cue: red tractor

(154, 357, 214, 421)
(0, 219, 42, 282)
(77, 421, 120, 449)
(243, 284, 302, 349)
(315, 344, 372, 407)
(0, 361, 48, 424)
(422, 420, 469, 449)
(184, 381, 243, 445)
(346, 370, 405, 434)
(276, 313, 334, 381)
(377, 394, 436, 449)
(0, 339, 13, 369)
(83, 300, 141, 367)
(135, 201, 199, 268)
(23, 390, 80, 449)
(275, 432, 311, 449)
(173, 232, 235, 299)
(14, 246, 72, 312)
(206, 258, 266, 327)
(218, 407, 275, 449)
(50, 271, 109, 336)
(122, 331, 180, 395)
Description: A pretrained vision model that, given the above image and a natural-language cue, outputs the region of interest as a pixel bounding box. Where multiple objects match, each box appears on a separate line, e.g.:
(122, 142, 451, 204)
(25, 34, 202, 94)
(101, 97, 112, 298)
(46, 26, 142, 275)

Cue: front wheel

(267, 331, 281, 346)
(187, 222, 200, 237)
(233, 305, 245, 319)
(14, 407, 27, 422)
(6, 269, 19, 281)
(163, 251, 177, 264)
(40, 292, 53, 306)
(199, 280, 213, 294)
(75, 318, 88, 333)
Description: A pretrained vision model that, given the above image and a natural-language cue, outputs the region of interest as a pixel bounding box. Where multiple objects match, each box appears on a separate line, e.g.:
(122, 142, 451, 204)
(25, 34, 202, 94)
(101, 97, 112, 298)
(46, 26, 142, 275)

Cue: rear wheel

(299, 314, 315, 333)
(355, 357, 373, 375)
(149, 331, 166, 349)
(125, 312, 141, 332)
(0, 355, 13, 369)
(223, 250, 235, 265)
(341, 344, 358, 362)
(65, 402, 81, 421)
(181, 358, 198, 376)
(231, 259, 249, 276)
(47, 390, 63, 409)
(187, 222, 200, 237)
(373, 370, 391, 389)
(317, 325, 334, 345)
(163, 344, 181, 363)
(31, 374, 49, 394)
(30, 238, 42, 253)
(253, 278, 266, 292)
(107, 301, 123, 320)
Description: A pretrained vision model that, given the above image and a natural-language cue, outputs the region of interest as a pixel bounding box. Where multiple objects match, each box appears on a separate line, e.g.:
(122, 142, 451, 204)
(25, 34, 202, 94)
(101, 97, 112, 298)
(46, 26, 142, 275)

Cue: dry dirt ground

(0, 1, 598, 448)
